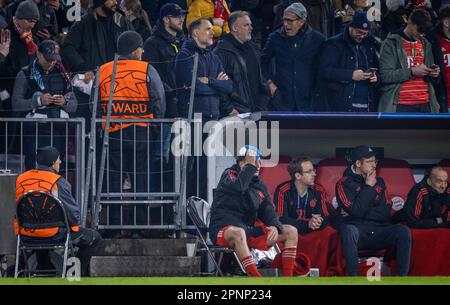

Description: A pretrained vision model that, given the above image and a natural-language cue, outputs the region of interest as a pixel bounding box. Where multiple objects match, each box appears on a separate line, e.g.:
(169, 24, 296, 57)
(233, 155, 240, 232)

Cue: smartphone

(430, 64, 439, 69)
(53, 94, 63, 98)
(367, 68, 378, 73)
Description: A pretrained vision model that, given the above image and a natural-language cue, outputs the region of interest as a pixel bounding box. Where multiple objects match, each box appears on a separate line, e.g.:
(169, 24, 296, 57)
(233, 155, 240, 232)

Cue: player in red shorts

(209, 145, 298, 277)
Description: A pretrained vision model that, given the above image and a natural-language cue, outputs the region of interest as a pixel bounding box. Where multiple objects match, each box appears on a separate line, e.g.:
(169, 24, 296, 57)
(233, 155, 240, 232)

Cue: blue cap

(349, 11, 370, 30)
(160, 3, 188, 19)
(238, 145, 261, 161)
(38, 40, 61, 62)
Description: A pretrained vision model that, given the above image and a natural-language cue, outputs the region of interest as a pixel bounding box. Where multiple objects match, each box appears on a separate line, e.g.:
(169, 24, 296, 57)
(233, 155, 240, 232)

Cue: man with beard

(61, 0, 133, 81)
(143, 3, 186, 199)
(214, 10, 270, 116)
(404, 166, 450, 228)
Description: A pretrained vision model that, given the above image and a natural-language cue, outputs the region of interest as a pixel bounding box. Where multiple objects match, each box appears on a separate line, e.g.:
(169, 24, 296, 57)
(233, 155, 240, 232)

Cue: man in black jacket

(143, 3, 185, 120)
(335, 145, 411, 276)
(214, 10, 270, 117)
(61, 0, 132, 78)
(404, 166, 450, 228)
(319, 12, 379, 112)
(210, 146, 298, 277)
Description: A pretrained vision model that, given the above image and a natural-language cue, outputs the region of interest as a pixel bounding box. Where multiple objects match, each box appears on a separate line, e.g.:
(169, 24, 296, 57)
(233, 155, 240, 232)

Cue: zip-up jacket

(404, 178, 450, 228)
(335, 166, 391, 226)
(209, 163, 283, 244)
(274, 180, 329, 233)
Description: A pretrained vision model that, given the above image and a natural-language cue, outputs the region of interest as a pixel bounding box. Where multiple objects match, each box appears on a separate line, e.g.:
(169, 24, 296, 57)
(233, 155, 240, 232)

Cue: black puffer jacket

(209, 163, 283, 244)
(143, 20, 184, 118)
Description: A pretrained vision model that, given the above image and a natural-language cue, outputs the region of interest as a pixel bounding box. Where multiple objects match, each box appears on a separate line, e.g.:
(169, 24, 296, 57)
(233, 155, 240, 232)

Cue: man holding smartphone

(319, 11, 379, 112)
(12, 39, 77, 169)
(379, 9, 440, 113)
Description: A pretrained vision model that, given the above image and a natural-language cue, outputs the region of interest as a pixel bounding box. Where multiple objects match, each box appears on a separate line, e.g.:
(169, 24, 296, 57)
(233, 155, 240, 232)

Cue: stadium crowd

(1, 0, 450, 277)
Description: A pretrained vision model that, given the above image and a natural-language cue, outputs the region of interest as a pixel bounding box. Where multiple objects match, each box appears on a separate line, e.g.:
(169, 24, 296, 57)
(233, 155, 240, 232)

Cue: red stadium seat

(260, 155, 292, 200)
(377, 158, 415, 202)
(438, 159, 450, 179)
(315, 158, 348, 205)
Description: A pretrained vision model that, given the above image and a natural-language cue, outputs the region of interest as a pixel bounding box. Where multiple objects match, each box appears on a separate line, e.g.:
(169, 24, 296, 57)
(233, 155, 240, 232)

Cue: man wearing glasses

(319, 11, 379, 112)
(261, 2, 325, 111)
(335, 145, 412, 276)
(274, 157, 329, 233)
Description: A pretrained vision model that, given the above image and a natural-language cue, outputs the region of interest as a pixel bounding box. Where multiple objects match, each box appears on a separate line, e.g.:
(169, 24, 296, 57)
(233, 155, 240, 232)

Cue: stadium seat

(438, 159, 450, 180)
(377, 158, 415, 202)
(14, 190, 76, 278)
(259, 155, 292, 199)
(315, 158, 348, 205)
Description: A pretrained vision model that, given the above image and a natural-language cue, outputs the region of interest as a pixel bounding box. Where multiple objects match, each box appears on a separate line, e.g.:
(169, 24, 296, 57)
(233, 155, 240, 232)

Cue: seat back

(377, 159, 415, 201)
(187, 196, 212, 240)
(16, 190, 71, 234)
(316, 158, 348, 204)
(438, 159, 450, 180)
(259, 156, 292, 199)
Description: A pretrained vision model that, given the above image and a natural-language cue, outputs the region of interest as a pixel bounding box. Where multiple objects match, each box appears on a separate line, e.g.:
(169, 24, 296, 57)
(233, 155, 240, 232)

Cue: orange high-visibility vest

(99, 59, 154, 133)
(15, 170, 79, 237)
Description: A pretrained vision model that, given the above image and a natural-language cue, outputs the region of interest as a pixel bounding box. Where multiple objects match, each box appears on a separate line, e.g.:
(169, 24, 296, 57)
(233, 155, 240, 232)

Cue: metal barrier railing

(90, 118, 183, 231)
(0, 118, 86, 225)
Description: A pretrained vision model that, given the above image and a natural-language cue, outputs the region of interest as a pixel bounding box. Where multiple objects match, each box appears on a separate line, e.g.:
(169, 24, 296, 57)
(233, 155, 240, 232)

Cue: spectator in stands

(404, 166, 450, 228)
(378, 9, 441, 113)
(120, 0, 152, 41)
(15, 146, 101, 276)
(175, 17, 231, 199)
(274, 157, 329, 233)
(210, 145, 299, 277)
(144, 3, 186, 121)
(334, 0, 369, 31)
(261, 2, 325, 111)
(5, 0, 58, 41)
(12, 39, 77, 169)
(382, 0, 410, 37)
(61, 0, 132, 78)
(186, 0, 230, 41)
(175, 17, 232, 120)
(214, 11, 270, 117)
(335, 145, 411, 276)
(319, 11, 379, 112)
(427, 5, 450, 113)
(143, 2, 186, 207)
(1, 0, 40, 114)
(96, 31, 165, 234)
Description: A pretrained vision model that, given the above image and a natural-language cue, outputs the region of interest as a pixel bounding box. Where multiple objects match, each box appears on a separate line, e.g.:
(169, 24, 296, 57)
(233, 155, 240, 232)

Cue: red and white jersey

(438, 34, 450, 109)
(398, 39, 430, 105)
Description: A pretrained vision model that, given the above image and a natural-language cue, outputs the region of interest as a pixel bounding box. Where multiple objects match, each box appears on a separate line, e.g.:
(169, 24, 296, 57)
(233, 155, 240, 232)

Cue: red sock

(282, 246, 297, 276)
(241, 255, 262, 277)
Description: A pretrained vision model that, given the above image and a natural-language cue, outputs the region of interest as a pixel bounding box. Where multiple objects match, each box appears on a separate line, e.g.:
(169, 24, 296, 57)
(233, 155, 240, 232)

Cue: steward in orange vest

(15, 146, 80, 238)
(96, 31, 166, 230)
(98, 31, 165, 133)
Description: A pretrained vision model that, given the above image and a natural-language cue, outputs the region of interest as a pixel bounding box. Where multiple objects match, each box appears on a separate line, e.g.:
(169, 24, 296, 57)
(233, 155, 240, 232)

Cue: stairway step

(95, 238, 197, 256)
(90, 256, 201, 277)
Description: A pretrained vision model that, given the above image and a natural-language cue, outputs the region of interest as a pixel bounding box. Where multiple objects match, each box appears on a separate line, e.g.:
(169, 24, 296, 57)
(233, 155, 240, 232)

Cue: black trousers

(105, 126, 150, 226)
(338, 223, 412, 276)
(34, 227, 101, 276)
(396, 103, 431, 113)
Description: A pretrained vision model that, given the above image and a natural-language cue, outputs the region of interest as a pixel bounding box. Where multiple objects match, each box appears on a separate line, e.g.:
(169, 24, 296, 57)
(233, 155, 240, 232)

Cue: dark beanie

(36, 146, 60, 167)
(15, 0, 40, 20)
(117, 31, 143, 56)
(93, 0, 107, 8)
